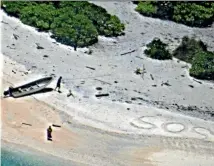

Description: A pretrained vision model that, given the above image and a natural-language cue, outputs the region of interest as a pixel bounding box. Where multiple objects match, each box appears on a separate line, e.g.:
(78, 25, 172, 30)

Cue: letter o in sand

(163, 122, 185, 133)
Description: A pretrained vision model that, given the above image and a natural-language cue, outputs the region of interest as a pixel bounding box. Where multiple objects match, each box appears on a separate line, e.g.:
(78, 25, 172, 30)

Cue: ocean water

(1, 143, 80, 166)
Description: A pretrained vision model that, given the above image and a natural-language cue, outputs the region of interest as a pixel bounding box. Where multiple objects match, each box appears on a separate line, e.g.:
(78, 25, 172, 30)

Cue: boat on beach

(3, 76, 53, 98)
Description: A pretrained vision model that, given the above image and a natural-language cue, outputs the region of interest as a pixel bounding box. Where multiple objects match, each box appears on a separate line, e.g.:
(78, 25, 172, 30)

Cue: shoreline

(1, 140, 86, 166)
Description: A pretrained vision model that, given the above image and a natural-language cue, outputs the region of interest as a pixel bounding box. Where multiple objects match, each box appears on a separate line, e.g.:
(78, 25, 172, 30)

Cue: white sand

(150, 149, 214, 166)
(1, 2, 214, 165)
(165, 123, 185, 132)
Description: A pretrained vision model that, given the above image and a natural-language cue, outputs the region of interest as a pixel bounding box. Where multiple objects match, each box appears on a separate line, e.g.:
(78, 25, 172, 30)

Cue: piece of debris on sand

(86, 66, 95, 70)
(36, 43, 44, 49)
(161, 81, 171, 86)
(52, 124, 61, 128)
(67, 90, 75, 98)
(13, 34, 19, 40)
(95, 93, 109, 97)
(22, 123, 32, 126)
(121, 49, 136, 56)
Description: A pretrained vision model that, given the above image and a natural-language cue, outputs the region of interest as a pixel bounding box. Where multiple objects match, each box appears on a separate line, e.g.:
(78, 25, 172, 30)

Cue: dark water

(1, 143, 80, 166)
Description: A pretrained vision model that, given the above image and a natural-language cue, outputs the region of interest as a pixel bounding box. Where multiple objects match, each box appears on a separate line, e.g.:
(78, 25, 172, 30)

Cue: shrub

(190, 51, 214, 80)
(20, 4, 57, 31)
(173, 36, 207, 63)
(104, 15, 125, 36)
(173, 36, 214, 81)
(144, 38, 172, 60)
(135, 2, 157, 17)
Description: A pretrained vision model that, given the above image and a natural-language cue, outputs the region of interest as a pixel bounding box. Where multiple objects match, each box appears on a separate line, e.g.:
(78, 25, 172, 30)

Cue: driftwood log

(150, 74, 154, 80)
(22, 123, 32, 126)
(193, 79, 202, 84)
(94, 79, 112, 85)
(95, 93, 109, 97)
(121, 50, 136, 56)
(136, 56, 144, 60)
(86, 66, 95, 70)
(52, 124, 61, 127)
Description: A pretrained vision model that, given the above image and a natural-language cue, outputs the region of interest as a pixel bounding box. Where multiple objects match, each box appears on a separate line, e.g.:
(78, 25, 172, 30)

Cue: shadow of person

(47, 138, 52, 141)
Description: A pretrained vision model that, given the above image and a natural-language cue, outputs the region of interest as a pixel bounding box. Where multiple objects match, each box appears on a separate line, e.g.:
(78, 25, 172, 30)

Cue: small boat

(4, 76, 53, 98)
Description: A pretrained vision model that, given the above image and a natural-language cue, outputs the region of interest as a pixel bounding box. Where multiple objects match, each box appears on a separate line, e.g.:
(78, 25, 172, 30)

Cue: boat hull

(4, 76, 53, 98)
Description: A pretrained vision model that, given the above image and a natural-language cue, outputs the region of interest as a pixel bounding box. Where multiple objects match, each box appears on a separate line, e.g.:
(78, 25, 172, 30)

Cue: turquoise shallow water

(1, 142, 81, 166)
(2, 148, 53, 166)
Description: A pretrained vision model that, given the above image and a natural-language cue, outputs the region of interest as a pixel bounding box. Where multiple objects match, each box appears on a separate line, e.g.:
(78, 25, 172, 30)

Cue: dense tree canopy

(173, 2, 214, 27)
(50, 10, 98, 48)
(20, 4, 57, 31)
(135, 1, 214, 27)
(58, 1, 125, 36)
(1, 1, 125, 49)
(1, 1, 37, 17)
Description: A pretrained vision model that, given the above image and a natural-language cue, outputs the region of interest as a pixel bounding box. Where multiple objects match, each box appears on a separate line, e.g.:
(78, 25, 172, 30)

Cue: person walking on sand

(55, 76, 62, 92)
(47, 126, 53, 141)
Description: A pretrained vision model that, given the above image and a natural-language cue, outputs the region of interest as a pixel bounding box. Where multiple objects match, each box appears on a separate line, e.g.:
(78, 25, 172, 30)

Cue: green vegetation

(50, 10, 98, 50)
(173, 36, 207, 63)
(20, 4, 57, 31)
(145, 36, 214, 81)
(135, 1, 214, 27)
(173, 2, 214, 27)
(59, 2, 125, 36)
(2, 1, 125, 49)
(190, 51, 214, 80)
(173, 36, 214, 80)
(144, 38, 172, 60)
(1, 1, 37, 17)
(135, 2, 157, 17)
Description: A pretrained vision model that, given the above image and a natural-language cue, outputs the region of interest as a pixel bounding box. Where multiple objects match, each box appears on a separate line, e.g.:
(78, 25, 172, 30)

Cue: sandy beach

(1, 2, 214, 166)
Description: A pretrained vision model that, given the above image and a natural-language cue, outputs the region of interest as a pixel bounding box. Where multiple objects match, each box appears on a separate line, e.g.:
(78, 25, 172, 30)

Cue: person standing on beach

(4, 86, 13, 97)
(55, 76, 62, 92)
(47, 126, 53, 141)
